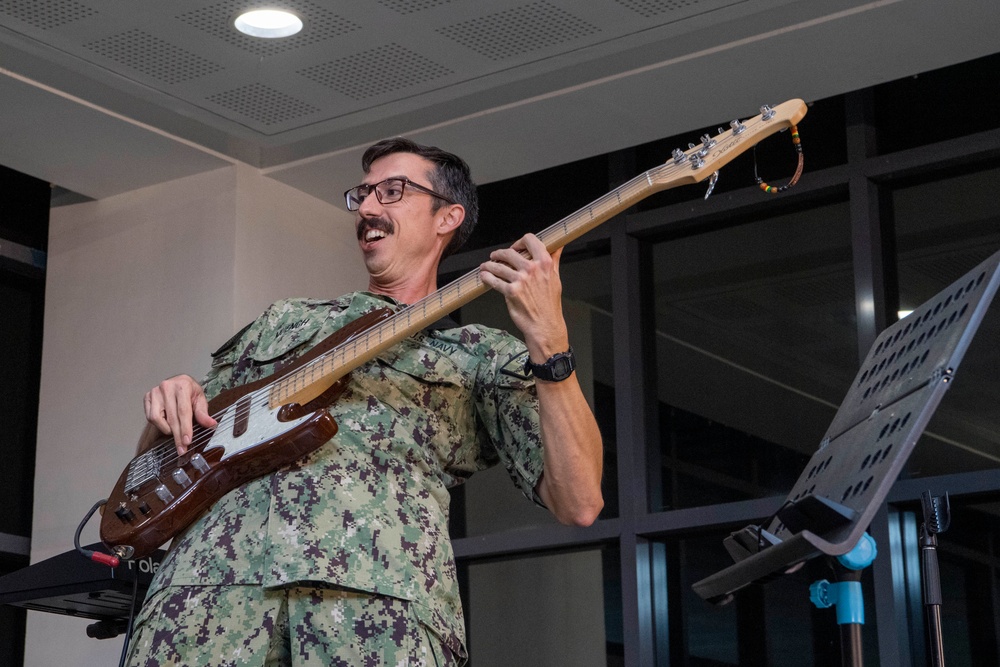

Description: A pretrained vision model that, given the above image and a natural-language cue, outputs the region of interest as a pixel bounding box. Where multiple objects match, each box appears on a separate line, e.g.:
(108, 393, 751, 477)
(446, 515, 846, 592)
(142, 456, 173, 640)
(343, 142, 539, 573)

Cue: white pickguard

(204, 401, 314, 461)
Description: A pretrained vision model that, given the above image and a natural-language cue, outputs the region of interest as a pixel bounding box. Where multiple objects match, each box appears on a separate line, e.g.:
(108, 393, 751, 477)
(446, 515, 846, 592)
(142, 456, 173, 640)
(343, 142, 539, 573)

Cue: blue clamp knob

(809, 579, 865, 625)
(837, 533, 878, 571)
(809, 579, 833, 609)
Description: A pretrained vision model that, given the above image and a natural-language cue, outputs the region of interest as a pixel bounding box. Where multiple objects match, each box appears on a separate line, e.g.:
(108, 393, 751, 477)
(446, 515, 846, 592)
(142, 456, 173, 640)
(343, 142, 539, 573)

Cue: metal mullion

(869, 504, 908, 667)
(635, 496, 785, 536)
(0, 238, 46, 278)
(888, 469, 1000, 503)
(862, 126, 1000, 182)
(0, 533, 30, 557)
(452, 519, 620, 560)
(847, 90, 897, 363)
(845, 89, 908, 667)
(610, 148, 661, 662)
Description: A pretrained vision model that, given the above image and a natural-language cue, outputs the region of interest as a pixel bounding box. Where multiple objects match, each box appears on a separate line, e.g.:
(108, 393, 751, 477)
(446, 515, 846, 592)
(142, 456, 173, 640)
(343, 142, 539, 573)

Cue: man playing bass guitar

(124, 138, 604, 666)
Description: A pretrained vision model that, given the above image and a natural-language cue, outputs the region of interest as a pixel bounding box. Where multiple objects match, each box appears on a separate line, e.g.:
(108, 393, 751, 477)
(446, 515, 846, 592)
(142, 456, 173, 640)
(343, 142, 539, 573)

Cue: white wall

(27, 165, 366, 666)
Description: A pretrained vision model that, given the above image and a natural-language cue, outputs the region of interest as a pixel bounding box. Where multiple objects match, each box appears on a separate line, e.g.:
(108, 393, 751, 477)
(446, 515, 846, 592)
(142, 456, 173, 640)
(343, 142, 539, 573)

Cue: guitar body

(100, 308, 394, 559)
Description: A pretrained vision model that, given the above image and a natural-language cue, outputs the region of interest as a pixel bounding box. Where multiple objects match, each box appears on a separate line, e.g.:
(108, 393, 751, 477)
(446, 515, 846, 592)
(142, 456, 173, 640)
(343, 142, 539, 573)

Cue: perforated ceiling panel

(176, 0, 359, 57)
(616, 0, 729, 18)
(0, 0, 96, 30)
(0, 0, 773, 136)
(298, 44, 453, 101)
(377, 0, 459, 14)
(84, 31, 224, 85)
(206, 83, 319, 126)
(437, 1, 600, 61)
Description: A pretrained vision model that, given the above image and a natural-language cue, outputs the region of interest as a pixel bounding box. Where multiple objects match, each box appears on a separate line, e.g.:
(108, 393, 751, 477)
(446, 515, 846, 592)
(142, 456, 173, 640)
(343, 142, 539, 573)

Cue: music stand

(693, 248, 1000, 659)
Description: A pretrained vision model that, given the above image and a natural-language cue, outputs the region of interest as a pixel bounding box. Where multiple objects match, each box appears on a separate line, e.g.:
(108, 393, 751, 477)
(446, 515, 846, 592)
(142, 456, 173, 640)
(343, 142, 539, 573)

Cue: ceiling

(1, 0, 998, 207)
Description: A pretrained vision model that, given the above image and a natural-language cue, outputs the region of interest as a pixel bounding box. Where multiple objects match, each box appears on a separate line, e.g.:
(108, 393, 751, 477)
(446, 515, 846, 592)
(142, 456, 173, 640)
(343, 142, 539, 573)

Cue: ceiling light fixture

(234, 9, 303, 38)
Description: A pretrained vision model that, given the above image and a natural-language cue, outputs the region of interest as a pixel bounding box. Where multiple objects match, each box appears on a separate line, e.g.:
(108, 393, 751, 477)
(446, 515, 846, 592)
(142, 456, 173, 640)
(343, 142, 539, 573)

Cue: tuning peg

(672, 148, 688, 164)
(700, 134, 717, 149)
(690, 154, 705, 170)
(760, 105, 775, 121)
(730, 119, 746, 134)
(704, 171, 720, 199)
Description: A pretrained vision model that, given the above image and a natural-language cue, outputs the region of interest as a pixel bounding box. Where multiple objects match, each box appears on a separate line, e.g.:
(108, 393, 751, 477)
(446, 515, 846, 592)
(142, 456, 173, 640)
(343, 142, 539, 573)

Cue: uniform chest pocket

(369, 338, 472, 410)
(248, 318, 324, 364)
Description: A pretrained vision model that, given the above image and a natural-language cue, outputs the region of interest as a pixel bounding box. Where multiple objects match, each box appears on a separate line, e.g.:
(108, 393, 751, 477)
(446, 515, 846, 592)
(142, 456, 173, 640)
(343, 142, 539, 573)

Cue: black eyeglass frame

(344, 177, 457, 211)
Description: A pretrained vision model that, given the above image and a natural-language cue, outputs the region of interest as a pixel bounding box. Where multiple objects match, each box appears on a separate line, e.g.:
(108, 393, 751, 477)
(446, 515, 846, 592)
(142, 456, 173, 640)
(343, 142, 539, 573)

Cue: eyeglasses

(344, 177, 457, 211)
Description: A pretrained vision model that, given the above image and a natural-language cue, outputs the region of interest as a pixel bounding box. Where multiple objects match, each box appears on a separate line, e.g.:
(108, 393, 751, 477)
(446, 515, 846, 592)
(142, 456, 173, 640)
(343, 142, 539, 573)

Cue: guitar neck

(269, 169, 655, 407)
(270, 98, 808, 408)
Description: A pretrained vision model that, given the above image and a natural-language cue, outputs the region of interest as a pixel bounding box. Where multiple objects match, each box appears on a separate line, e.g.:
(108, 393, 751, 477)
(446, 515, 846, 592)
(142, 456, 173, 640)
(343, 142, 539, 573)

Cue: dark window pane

(893, 165, 1000, 478)
(470, 154, 609, 253)
(874, 52, 1000, 155)
(650, 202, 855, 510)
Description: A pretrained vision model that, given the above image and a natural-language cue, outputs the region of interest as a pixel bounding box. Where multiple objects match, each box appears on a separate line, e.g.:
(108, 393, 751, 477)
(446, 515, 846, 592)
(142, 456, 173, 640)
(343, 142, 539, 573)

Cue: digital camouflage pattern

(138, 292, 545, 661)
(125, 584, 458, 666)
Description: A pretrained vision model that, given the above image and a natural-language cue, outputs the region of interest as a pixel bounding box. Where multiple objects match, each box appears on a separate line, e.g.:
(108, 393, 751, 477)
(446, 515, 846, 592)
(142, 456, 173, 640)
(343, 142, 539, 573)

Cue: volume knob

(114, 504, 136, 523)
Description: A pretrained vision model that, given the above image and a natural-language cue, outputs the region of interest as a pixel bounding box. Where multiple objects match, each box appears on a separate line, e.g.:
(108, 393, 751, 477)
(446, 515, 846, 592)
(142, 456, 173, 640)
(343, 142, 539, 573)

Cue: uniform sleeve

(474, 333, 546, 507)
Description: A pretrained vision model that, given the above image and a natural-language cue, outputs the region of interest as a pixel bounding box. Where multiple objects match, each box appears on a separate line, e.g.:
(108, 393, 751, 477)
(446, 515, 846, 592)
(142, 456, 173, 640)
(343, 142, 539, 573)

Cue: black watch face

(551, 356, 573, 379)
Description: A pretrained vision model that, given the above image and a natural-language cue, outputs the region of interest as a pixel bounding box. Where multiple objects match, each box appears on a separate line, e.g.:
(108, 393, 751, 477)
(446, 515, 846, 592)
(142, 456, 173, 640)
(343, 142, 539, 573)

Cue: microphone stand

(920, 491, 950, 667)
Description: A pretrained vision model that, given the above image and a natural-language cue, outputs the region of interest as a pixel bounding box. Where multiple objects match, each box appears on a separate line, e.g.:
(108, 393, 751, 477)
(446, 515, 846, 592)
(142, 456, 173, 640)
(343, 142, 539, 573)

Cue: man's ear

(436, 203, 465, 237)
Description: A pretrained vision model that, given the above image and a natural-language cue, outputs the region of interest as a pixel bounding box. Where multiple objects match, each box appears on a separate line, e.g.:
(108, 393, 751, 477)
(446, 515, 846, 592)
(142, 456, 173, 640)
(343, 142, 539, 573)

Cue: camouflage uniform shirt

(144, 293, 545, 659)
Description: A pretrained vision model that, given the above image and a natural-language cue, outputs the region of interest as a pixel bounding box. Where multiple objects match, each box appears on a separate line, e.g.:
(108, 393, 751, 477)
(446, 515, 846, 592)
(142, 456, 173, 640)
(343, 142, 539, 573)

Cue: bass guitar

(101, 99, 808, 559)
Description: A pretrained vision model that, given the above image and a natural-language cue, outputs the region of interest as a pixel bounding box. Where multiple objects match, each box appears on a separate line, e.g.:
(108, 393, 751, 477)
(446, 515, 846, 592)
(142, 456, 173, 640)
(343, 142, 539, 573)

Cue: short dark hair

(361, 138, 479, 259)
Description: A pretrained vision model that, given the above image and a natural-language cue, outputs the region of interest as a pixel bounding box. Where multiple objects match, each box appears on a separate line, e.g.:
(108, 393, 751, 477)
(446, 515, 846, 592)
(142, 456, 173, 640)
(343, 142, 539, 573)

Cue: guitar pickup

(233, 396, 251, 437)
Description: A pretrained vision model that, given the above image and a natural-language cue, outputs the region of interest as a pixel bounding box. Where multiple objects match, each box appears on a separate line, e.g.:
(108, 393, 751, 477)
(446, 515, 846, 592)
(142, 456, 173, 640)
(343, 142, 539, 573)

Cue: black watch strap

(524, 347, 576, 382)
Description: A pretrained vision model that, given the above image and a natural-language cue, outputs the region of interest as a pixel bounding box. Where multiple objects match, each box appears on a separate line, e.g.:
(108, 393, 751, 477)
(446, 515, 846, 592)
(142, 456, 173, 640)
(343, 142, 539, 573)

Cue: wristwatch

(524, 347, 576, 382)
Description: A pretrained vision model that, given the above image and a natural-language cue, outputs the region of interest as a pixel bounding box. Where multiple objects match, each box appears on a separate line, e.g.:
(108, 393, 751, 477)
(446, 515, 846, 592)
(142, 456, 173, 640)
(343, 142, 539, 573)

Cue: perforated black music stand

(693, 249, 1000, 630)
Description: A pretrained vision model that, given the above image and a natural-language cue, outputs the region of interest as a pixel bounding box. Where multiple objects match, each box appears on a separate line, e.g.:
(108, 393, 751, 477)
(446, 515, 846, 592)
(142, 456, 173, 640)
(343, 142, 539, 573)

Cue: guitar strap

(209, 308, 457, 361)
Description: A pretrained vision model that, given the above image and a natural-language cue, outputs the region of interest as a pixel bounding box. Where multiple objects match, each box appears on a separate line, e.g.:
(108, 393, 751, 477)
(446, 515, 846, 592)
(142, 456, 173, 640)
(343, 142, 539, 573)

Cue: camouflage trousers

(124, 584, 459, 667)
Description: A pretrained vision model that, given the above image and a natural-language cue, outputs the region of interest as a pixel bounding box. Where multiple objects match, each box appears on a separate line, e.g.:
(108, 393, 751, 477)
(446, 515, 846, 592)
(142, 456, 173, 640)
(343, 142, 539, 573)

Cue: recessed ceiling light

(234, 9, 303, 38)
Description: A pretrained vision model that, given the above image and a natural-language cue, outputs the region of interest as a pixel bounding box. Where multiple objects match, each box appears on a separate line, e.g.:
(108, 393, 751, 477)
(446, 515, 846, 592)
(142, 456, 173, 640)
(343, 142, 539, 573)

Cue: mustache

(356, 217, 394, 241)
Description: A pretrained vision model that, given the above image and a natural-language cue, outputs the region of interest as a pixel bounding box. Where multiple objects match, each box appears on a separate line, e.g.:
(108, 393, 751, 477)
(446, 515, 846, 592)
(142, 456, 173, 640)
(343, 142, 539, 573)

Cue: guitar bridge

(124, 449, 164, 495)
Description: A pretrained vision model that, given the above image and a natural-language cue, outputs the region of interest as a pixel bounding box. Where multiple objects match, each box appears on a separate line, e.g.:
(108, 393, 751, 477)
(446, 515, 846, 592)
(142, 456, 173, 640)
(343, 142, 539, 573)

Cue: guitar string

(129, 113, 778, 480)
(136, 156, 681, 475)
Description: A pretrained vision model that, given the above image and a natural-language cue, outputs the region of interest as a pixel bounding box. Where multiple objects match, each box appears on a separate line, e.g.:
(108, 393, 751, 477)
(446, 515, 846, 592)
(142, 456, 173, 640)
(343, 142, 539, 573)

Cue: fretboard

(267, 98, 808, 408)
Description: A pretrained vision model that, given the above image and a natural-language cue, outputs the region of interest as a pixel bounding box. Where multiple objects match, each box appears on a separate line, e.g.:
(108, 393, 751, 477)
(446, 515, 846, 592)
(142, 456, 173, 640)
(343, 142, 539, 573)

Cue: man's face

(354, 152, 448, 286)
